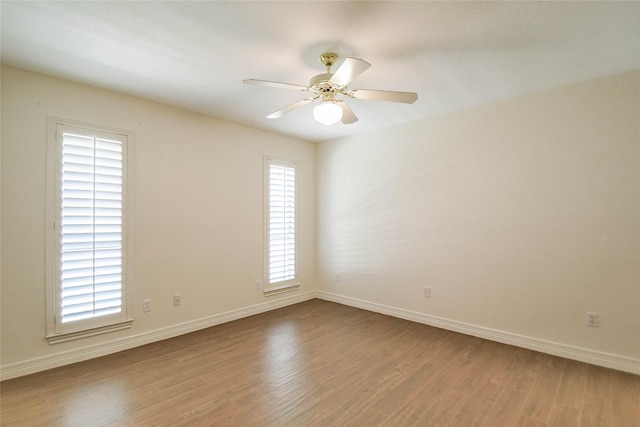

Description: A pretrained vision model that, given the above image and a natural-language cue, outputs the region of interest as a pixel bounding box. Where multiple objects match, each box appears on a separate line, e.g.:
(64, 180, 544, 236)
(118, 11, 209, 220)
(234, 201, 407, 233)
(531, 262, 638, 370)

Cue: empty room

(1, 1, 638, 426)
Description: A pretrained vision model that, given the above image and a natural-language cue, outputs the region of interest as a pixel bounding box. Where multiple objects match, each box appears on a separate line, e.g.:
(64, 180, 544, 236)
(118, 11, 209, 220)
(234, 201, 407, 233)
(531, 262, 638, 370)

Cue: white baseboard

(317, 291, 640, 375)
(3, 290, 638, 380)
(0, 290, 316, 381)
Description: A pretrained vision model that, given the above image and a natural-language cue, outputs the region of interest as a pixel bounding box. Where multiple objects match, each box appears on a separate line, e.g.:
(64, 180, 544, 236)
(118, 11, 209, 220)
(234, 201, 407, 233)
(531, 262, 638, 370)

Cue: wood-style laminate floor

(1, 299, 639, 426)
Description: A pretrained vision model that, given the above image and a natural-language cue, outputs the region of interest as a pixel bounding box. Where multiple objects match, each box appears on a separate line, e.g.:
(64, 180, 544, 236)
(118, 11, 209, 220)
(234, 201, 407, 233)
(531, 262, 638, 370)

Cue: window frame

(263, 155, 299, 295)
(46, 117, 134, 343)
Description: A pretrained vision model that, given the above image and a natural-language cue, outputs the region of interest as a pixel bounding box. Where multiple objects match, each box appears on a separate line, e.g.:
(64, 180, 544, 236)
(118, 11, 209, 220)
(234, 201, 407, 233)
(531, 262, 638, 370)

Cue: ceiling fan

(243, 52, 418, 126)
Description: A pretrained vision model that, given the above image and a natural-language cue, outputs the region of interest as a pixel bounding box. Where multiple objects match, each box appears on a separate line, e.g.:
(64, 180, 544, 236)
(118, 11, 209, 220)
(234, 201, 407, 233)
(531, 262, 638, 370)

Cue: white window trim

(46, 117, 134, 343)
(263, 155, 299, 295)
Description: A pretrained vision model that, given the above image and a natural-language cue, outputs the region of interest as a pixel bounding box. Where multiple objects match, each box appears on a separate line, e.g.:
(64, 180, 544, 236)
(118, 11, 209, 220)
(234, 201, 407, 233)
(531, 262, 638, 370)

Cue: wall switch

(256, 280, 261, 290)
(423, 287, 431, 298)
(173, 294, 182, 307)
(586, 312, 599, 327)
(143, 299, 151, 312)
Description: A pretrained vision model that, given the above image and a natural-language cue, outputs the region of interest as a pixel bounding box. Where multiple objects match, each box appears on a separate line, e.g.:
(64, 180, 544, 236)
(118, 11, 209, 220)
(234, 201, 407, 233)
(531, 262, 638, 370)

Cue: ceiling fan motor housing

(310, 53, 348, 95)
(309, 73, 339, 94)
(309, 73, 333, 86)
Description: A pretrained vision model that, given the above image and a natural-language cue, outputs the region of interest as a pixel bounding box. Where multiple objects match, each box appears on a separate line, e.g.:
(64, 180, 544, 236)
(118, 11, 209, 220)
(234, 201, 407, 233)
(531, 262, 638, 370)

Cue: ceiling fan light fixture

(245, 52, 417, 126)
(313, 101, 343, 126)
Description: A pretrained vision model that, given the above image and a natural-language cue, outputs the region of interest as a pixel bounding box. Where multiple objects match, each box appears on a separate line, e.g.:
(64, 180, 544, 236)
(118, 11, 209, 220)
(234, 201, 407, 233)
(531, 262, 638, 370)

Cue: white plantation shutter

(267, 159, 296, 285)
(60, 132, 124, 322)
(47, 120, 132, 340)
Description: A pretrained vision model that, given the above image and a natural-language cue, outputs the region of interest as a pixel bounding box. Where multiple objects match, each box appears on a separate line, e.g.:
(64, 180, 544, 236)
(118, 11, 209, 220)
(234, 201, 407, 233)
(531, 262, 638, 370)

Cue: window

(264, 157, 298, 294)
(47, 118, 133, 342)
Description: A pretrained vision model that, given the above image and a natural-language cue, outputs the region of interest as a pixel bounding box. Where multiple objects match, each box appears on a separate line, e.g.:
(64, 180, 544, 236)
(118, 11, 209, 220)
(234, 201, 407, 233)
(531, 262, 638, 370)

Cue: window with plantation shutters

(265, 157, 298, 293)
(47, 119, 133, 342)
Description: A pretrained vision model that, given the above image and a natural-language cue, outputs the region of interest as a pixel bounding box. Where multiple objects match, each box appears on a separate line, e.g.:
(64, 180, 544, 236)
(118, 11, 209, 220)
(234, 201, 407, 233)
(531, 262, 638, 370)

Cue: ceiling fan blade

(329, 58, 371, 87)
(266, 98, 315, 119)
(350, 89, 418, 103)
(339, 101, 358, 124)
(243, 79, 308, 91)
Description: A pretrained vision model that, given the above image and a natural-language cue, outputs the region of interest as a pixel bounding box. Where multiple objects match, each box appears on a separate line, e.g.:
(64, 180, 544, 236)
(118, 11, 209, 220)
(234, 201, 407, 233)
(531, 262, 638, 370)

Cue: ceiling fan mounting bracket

(319, 52, 338, 70)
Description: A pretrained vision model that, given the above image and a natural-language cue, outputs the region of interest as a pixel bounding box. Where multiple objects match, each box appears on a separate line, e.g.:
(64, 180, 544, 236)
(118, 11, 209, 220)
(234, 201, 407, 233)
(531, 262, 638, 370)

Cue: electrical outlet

(423, 287, 431, 298)
(335, 272, 341, 282)
(256, 280, 261, 290)
(143, 299, 151, 312)
(586, 312, 599, 327)
(173, 294, 182, 307)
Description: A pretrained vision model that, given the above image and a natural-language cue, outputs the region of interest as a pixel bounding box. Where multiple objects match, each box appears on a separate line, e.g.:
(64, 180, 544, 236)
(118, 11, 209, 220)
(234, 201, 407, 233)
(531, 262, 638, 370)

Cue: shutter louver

(269, 161, 296, 284)
(60, 133, 123, 323)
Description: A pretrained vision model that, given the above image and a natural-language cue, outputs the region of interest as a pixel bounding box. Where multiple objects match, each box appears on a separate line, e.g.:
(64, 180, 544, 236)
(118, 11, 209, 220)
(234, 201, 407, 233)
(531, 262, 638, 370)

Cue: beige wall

(1, 67, 317, 377)
(2, 66, 639, 378)
(317, 70, 640, 369)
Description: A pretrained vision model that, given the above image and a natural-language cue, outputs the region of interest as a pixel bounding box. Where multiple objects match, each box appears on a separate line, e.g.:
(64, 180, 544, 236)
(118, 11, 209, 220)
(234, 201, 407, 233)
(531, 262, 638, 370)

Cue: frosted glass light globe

(313, 102, 343, 126)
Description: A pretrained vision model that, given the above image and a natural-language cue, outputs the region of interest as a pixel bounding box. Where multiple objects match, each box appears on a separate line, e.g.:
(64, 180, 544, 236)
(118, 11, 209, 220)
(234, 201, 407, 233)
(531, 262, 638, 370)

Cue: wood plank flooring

(1, 299, 639, 426)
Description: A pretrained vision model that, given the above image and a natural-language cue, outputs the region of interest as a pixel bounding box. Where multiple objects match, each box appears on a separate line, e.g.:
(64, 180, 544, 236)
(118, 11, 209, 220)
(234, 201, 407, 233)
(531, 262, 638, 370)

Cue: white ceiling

(2, 1, 639, 142)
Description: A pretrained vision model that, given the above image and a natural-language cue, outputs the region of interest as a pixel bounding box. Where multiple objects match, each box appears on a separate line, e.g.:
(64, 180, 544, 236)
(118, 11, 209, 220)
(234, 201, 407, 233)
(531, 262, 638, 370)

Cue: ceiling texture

(2, 1, 639, 142)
